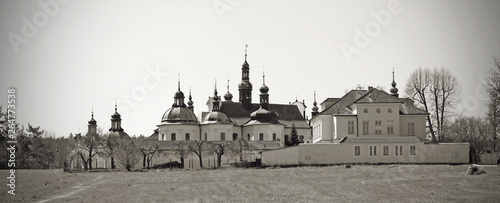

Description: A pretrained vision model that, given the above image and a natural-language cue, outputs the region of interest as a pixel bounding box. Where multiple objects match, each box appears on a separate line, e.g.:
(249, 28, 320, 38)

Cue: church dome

(250, 107, 279, 123)
(161, 107, 197, 123)
(88, 117, 97, 125)
(203, 111, 232, 124)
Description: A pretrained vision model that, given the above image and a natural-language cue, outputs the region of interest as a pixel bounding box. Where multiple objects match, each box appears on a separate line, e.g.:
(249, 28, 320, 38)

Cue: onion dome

(224, 79, 233, 101)
(390, 70, 399, 97)
(88, 110, 97, 125)
(260, 84, 269, 93)
(111, 104, 121, 121)
(187, 89, 194, 106)
(203, 111, 232, 124)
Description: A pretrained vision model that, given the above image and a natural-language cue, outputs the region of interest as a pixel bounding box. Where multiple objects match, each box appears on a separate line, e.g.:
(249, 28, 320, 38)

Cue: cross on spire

(177, 73, 181, 91)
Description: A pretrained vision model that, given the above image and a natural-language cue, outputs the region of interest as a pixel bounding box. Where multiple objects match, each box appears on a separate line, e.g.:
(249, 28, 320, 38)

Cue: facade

(261, 72, 469, 166)
(139, 46, 312, 168)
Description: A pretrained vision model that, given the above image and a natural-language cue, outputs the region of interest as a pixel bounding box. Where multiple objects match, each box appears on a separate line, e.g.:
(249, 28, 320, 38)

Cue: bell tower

(238, 44, 253, 109)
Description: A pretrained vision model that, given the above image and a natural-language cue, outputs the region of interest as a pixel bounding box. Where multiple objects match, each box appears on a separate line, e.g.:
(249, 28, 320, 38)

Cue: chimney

(368, 86, 373, 91)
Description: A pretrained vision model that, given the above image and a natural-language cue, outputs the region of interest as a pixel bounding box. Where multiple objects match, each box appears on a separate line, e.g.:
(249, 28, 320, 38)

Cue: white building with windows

(262, 74, 470, 166)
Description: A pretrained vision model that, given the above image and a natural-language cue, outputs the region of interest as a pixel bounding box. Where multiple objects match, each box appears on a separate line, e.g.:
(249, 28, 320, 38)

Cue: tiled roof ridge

(319, 90, 367, 115)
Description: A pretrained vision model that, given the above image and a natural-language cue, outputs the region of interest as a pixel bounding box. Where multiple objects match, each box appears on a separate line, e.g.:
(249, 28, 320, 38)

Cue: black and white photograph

(1, 0, 500, 202)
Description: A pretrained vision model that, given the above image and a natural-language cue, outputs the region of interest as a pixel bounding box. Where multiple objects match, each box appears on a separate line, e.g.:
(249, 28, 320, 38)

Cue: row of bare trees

(140, 139, 255, 170)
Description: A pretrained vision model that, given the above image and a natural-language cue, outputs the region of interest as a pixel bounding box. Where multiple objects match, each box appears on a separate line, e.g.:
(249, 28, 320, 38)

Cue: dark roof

(320, 98, 341, 105)
(219, 102, 310, 128)
(137, 139, 281, 151)
(319, 89, 427, 116)
(340, 136, 423, 143)
(353, 89, 402, 104)
(319, 90, 368, 115)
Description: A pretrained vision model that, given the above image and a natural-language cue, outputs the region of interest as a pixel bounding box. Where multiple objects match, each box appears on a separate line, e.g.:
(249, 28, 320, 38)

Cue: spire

(259, 68, 269, 94)
(214, 78, 218, 96)
(312, 91, 319, 117)
(178, 73, 181, 91)
(390, 68, 399, 98)
(245, 44, 248, 61)
(187, 86, 194, 112)
(114, 99, 117, 113)
(110, 101, 124, 132)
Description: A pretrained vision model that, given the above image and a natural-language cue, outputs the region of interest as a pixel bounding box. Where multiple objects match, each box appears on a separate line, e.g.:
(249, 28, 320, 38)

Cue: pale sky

(1, 0, 499, 137)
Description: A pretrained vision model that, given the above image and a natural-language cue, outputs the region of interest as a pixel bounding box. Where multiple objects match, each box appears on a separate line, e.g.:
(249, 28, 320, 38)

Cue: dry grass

(1, 165, 499, 202)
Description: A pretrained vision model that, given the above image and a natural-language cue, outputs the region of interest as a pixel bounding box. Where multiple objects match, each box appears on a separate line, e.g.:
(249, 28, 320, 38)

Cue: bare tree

(75, 132, 100, 170)
(430, 67, 460, 142)
(406, 67, 460, 142)
(405, 68, 437, 142)
(206, 141, 238, 168)
(485, 56, 500, 152)
(173, 141, 191, 168)
(139, 144, 159, 169)
(449, 116, 491, 163)
(114, 137, 139, 171)
(188, 140, 207, 168)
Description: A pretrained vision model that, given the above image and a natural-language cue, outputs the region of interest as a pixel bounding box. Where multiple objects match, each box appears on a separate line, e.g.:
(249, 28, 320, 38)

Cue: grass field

(1, 165, 499, 202)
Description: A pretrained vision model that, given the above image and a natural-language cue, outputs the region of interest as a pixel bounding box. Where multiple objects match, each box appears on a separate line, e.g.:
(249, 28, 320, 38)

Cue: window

(375, 121, 382, 134)
(162, 134, 165, 141)
(387, 120, 394, 134)
(376, 108, 381, 113)
(185, 133, 190, 141)
(247, 134, 250, 141)
(388, 108, 392, 113)
(299, 135, 304, 142)
(273, 133, 277, 141)
(205, 133, 207, 141)
(410, 146, 416, 155)
(233, 133, 238, 140)
(171, 133, 176, 141)
(383, 146, 389, 156)
(221, 132, 225, 141)
(363, 121, 369, 135)
(363, 109, 368, 113)
(395, 146, 398, 156)
(259, 133, 264, 141)
(354, 146, 361, 156)
(399, 146, 403, 156)
(408, 123, 415, 136)
(348, 121, 355, 134)
(370, 146, 377, 156)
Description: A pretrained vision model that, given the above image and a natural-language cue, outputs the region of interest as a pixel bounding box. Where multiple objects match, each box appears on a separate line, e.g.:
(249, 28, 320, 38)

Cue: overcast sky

(1, 0, 499, 137)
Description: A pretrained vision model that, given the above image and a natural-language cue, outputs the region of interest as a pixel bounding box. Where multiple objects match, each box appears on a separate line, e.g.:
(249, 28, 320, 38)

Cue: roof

(353, 89, 402, 104)
(320, 98, 340, 106)
(219, 102, 310, 128)
(137, 139, 281, 151)
(319, 90, 368, 115)
(340, 136, 423, 143)
(318, 88, 427, 116)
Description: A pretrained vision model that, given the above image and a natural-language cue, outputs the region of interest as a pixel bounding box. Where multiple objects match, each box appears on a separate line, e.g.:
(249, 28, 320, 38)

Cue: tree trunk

(217, 154, 222, 168)
(180, 157, 184, 169)
(198, 153, 203, 168)
(88, 148, 93, 170)
(433, 90, 441, 142)
(143, 154, 146, 168)
(111, 157, 115, 169)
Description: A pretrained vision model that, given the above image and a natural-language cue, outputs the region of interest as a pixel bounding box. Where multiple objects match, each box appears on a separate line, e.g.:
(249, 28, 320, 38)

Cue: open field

(1, 165, 499, 202)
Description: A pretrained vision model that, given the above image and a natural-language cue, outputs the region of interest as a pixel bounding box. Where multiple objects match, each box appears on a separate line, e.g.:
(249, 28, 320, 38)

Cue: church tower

(238, 45, 253, 109)
(311, 91, 319, 117)
(88, 108, 97, 135)
(109, 102, 124, 132)
(187, 87, 194, 112)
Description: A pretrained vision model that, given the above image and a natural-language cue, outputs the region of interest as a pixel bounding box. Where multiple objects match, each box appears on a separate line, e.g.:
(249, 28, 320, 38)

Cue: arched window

(162, 134, 165, 141)
(272, 133, 277, 141)
(299, 135, 304, 142)
(185, 133, 190, 141)
(259, 133, 264, 141)
(171, 133, 176, 141)
(221, 132, 225, 141)
(233, 133, 238, 140)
